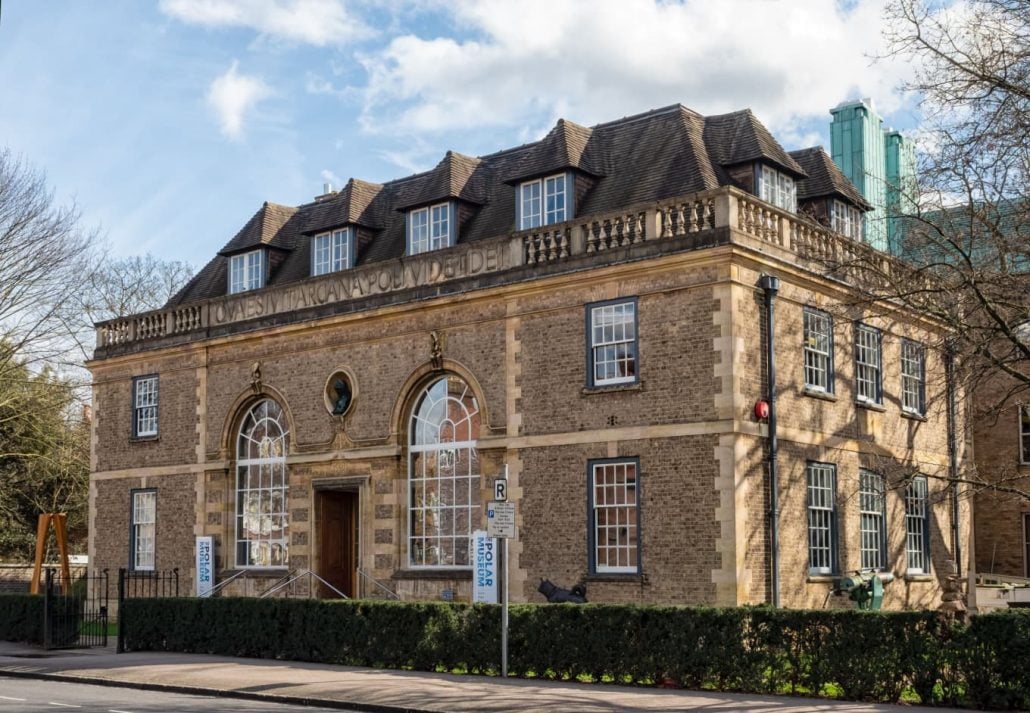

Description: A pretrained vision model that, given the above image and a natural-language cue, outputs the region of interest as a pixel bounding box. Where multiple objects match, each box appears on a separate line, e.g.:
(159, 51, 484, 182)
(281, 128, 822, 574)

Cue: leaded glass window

(229, 249, 263, 294)
(133, 375, 158, 438)
(590, 460, 640, 574)
(760, 165, 796, 213)
(409, 203, 450, 255)
(1020, 405, 1030, 464)
(519, 173, 567, 230)
(408, 376, 481, 568)
(803, 308, 833, 393)
(905, 476, 930, 574)
(131, 490, 156, 571)
(807, 462, 836, 575)
(859, 470, 886, 570)
(235, 399, 289, 569)
(313, 228, 351, 275)
(901, 339, 926, 415)
(855, 323, 882, 404)
(588, 299, 638, 386)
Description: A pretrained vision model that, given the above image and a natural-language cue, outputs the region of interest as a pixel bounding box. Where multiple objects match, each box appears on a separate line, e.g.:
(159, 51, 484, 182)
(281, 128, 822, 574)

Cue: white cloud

(356, 0, 916, 139)
(207, 60, 271, 139)
(159, 0, 372, 46)
(320, 168, 343, 187)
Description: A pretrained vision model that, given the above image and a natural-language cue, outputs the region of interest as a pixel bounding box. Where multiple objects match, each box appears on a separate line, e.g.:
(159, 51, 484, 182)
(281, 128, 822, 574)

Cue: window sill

(582, 381, 643, 396)
(391, 568, 472, 581)
(584, 572, 646, 584)
(222, 567, 288, 576)
(905, 573, 933, 582)
(807, 574, 839, 583)
(802, 389, 837, 402)
(130, 435, 160, 443)
(856, 400, 886, 412)
(900, 410, 927, 422)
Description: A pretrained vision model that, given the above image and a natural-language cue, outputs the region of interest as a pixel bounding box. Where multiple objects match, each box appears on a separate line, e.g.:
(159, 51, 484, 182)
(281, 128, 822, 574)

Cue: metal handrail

(259, 569, 348, 599)
(357, 566, 399, 600)
(207, 569, 249, 597)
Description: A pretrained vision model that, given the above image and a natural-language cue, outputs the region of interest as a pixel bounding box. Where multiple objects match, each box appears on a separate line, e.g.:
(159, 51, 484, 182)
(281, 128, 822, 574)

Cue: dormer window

(229, 249, 264, 294)
(408, 203, 452, 255)
(831, 199, 862, 240)
(519, 173, 567, 230)
(758, 165, 796, 213)
(312, 228, 353, 276)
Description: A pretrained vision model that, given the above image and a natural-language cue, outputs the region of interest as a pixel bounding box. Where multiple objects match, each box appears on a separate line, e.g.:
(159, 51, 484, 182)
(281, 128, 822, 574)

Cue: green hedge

(0, 594, 44, 644)
(115, 599, 1030, 710)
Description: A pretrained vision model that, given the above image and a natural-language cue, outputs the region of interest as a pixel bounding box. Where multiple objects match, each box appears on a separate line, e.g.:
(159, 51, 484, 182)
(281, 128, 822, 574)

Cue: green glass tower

(830, 99, 915, 254)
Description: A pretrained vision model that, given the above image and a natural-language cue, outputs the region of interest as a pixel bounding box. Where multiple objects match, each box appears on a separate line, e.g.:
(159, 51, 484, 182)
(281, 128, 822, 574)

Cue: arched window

(235, 399, 289, 568)
(409, 376, 480, 567)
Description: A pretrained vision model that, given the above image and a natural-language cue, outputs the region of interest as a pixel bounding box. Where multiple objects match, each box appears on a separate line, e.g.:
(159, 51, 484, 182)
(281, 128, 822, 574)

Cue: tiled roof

(396, 151, 487, 210)
(789, 147, 873, 210)
(302, 178, 385, 234)
(505, 118, 603, 182)
(703, 110, 806, 177)
(169, 103, 863, 306)
(217, 201, 297, 255)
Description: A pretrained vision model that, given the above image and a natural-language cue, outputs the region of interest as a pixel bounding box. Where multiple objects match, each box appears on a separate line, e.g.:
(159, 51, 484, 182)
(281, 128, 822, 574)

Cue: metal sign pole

(501, 464, 509, 677)
(501, 536, 509, 677)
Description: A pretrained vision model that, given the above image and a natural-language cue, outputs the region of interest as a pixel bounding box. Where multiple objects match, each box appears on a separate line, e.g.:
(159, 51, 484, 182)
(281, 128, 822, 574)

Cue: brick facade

(88, 105, 972, 610)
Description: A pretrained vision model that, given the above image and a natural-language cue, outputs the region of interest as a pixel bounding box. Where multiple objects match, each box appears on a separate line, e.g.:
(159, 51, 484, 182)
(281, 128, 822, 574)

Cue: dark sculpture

(331, 377, 352, 415)
(538, 579, 588, 604)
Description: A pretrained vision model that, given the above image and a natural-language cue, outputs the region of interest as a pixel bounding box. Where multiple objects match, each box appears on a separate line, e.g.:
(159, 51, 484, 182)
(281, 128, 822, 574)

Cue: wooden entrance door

(318, 491, 358, 598)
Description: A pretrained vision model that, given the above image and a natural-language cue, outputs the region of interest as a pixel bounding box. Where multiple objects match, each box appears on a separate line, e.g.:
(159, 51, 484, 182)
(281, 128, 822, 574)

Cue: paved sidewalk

(0, 641, 964, 713)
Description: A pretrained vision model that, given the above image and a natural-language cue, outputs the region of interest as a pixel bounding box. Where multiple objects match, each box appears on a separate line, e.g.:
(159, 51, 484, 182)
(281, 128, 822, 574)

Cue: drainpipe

(759, 274, 781, 608)
(944, 343, 962, 571)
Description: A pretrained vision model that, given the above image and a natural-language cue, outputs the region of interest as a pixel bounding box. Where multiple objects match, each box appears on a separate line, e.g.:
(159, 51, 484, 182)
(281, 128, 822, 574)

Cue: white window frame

(312, 228, 351, 276)
(901, 339, 926, 416)
(1020, 404, 1030, 465)
(859, 470, 886, 571)
(408, 376, 480, 569)
(235, 399, 290, 569)
(905, 476, 930, 574)
(803, 308, 833, 393)
(131, 490, 156, 572)
(588, 299, 638, 387)
(855, 323, 882, 405)
(760, 165, 797, 213)
(807, 462, 837, 575)
(589, 459, 640, 574)
(832, 199, 862, 240)
(229, 249, 264, 294)
(519, 173, 567, 230)
(133, 375, 158, 438)
(409, 203, 450, 255)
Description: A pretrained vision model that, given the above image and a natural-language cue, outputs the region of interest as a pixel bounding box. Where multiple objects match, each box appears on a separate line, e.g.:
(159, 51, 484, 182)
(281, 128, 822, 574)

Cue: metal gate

(43, 568, 110, 649)
(116, 568, 180, 653)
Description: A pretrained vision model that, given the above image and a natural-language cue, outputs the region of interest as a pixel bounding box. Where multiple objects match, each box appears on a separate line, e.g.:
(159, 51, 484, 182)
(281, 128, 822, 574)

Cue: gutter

(759, 274, 781, 608)
(944, 344, 962, 571)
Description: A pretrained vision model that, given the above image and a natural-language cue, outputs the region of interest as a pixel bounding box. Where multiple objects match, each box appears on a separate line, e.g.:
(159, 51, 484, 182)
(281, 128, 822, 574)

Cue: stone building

(88, 103, 972, 609)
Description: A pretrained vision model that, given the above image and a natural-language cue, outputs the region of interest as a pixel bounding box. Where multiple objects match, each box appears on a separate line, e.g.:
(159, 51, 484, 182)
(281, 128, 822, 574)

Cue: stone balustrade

(97, 186, 890, 351)
(97, 303, 208, 349)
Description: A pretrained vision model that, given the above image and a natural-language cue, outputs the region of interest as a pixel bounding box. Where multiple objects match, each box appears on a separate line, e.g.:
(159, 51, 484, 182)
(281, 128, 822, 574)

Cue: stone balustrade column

(712, 191, 737, 232)
(644, 207, 660, 241)
(509, 235, 525, 268)
(569, 223, 585, 255)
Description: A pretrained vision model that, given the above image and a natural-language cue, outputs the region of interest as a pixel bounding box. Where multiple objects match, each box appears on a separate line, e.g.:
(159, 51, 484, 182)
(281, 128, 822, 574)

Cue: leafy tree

(0, 149, 194, 560)
(0, 351, 89, 560)
(819, 1, 1029, 504)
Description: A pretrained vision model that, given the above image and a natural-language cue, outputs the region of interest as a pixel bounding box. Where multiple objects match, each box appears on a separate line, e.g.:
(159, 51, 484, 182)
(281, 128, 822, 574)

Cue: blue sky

(0, 0, 922, 268)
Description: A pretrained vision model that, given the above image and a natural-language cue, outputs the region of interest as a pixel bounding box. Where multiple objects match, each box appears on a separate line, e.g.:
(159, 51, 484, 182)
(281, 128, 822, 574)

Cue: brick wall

(89, 246, 968, 609)
(972, 371, 1029, 577)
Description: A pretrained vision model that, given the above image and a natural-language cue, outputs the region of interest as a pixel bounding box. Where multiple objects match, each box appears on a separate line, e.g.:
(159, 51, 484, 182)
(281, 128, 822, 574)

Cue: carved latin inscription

(211, 244, 506, 327)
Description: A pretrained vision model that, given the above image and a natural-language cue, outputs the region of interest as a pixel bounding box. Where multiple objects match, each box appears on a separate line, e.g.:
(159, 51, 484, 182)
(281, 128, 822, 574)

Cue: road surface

(0, 677, 357, 712)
